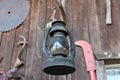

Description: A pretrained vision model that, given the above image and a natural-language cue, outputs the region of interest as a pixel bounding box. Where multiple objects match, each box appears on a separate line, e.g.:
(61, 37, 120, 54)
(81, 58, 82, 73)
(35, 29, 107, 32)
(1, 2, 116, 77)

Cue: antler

(13, 35, 28, 68)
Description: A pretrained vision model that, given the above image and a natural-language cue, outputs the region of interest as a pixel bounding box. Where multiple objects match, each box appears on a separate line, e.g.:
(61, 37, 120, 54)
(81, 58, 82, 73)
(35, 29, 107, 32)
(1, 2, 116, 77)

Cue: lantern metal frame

(42, 21, 76, 75)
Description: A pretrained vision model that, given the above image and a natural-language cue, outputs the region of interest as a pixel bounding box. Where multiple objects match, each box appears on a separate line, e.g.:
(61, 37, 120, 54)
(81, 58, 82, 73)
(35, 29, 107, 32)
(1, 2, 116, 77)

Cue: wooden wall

(0, 0, 120, 80)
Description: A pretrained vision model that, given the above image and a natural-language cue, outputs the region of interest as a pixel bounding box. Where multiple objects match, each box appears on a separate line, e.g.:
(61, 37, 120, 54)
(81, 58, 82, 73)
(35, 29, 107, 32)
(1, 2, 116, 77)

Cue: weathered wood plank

(96, 0, 110, 50)
(39, 0, 46, 31)
(11, 25, 25, 76)
(71, 0, 82, 80)
(1, 0, 120, 80)
(94, 50, 120, 60)
(25, 0, 41, 80)
(103, 0, 120, 66)
(65, 0, 72, 30)
(38, 0, 48, 80)
(0, 30, 15, 72)
(87, 0, 106, 80)
(96, 61, 107, 80)
(10, 11, 30, 78)
(108, 0, 120, 50)
(71, 0, 90, 80)
(65, 0, 73, 80)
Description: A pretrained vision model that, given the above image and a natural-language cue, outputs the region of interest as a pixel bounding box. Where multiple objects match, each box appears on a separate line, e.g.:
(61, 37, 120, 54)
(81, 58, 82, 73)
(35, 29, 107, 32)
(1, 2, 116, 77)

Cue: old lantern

(42, 21, 76, 75)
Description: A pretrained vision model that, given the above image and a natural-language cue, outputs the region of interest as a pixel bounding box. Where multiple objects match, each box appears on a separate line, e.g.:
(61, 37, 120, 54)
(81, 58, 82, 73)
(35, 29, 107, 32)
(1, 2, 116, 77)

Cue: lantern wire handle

(56, 0, 68, 26)
(46, 7, 58, 30)
(50, 7, 57, 22)
(67, 28, 75, 59)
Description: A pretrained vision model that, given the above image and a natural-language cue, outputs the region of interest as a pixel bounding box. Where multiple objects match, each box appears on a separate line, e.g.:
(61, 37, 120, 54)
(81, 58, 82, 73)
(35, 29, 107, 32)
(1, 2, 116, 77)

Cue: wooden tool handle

(106, 0, 112, 24)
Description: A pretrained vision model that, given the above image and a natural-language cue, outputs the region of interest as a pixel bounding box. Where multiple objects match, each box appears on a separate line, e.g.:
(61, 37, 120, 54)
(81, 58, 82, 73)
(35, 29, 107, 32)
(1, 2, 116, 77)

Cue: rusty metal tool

(75, 40, 97, 80)
(0, 0, 30, 32)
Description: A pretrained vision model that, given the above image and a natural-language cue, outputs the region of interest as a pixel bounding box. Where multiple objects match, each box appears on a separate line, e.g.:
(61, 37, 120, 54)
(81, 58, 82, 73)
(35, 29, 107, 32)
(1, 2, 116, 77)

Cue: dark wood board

(0, 0, 120, 80)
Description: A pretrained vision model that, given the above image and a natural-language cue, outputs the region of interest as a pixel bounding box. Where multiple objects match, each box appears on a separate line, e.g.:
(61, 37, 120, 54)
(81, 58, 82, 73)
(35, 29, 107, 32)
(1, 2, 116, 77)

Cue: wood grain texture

(0, 0, 120, 80)
(96, 0, 110, 50)
(0, 30, 15, 72)
(25, 0, 41, 80)
(94, 50, 120, 60)
(108, 0, 120, 50)
(87, 0, 106, 80)
(72, 0, 90, 80)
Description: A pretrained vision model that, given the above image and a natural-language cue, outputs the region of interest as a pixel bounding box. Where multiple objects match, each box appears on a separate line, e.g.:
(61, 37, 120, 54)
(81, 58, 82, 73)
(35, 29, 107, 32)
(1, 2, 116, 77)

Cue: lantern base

(43, 56, 76, 75)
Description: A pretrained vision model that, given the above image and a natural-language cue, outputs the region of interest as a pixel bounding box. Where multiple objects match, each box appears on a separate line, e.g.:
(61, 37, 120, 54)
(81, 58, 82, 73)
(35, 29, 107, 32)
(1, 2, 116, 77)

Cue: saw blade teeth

(0, 0, 30, 32)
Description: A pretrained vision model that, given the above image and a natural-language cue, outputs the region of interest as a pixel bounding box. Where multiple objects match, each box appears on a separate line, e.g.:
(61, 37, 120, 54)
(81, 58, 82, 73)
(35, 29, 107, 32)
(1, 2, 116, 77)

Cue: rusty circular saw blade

(0, 0, 30, 32)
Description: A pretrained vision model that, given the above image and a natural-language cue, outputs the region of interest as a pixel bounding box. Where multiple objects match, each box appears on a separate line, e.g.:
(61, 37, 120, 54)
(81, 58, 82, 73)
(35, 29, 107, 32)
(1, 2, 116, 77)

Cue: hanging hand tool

(0, 0, 30, 32)
(75, 40, 97, 80)
(56, 0, 68, 26)
(106, 0, 112, 24)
